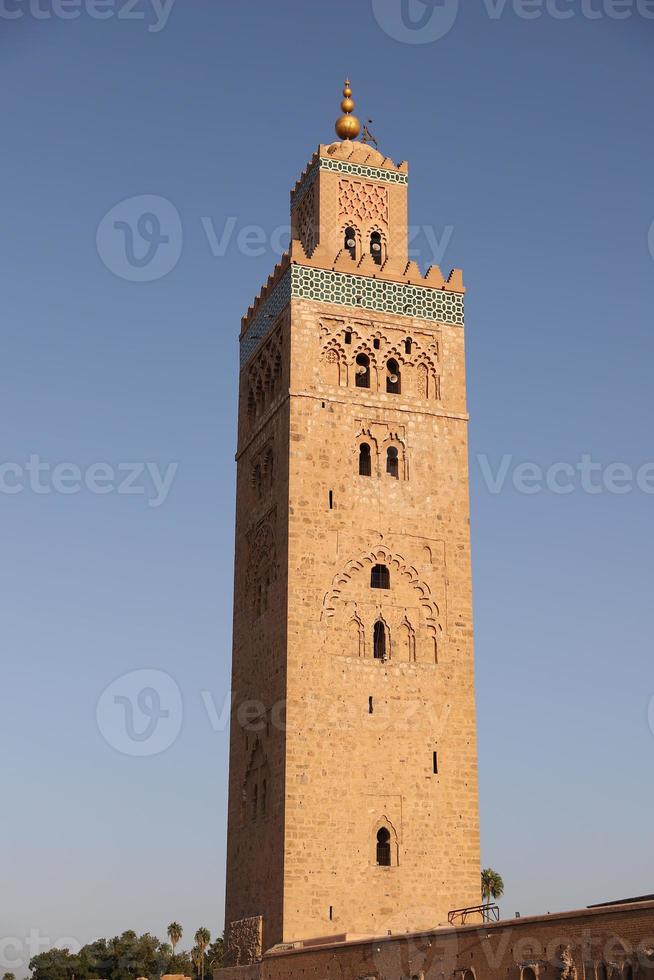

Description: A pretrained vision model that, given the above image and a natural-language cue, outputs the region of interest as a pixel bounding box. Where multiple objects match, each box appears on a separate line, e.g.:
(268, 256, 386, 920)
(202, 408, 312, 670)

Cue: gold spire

(335, 78, 361, 141)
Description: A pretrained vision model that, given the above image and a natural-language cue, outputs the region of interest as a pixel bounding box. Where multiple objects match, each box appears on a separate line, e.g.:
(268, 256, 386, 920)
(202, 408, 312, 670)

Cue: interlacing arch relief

(245, 520, 279, 616)
(318, 321, 440, 398)
(414, 353, 441, 401)
(241, 737, 270, 825)
(250, 442, 274, 500)
(319, 338, 349, 387)
(354, 425, 380, 458)
(338, 178, 390, 228)
(246, 325, 284, 425)
(321, 547, 441, 634)
(348, 611, 366, 657)
(295, 185, 318, 257)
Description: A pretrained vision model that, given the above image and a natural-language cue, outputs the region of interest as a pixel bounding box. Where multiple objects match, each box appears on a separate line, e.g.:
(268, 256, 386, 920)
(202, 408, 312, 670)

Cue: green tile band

(240, 265, 464, 368)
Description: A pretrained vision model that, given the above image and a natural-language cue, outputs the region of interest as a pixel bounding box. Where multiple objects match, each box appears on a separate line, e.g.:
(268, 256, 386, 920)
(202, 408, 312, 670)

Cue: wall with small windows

(276, 293, 475, 944)
(220, 901, 654, 980)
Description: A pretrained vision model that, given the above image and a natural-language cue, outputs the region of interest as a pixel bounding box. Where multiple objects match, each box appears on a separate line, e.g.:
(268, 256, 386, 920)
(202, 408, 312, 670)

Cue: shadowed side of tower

(223, 83, 480, 968)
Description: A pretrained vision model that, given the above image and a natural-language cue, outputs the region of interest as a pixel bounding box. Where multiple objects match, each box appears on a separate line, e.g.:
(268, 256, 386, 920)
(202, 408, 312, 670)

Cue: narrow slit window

(369, 696, 374, 714)
(376, 827, 391, 866)
(373, 621, 386, 660)
(344, 331, 352, 345)
(344, 227, 356, 260)
(405, 338, 412, 355)
(373, 338, 380, 350)
(329, 490, 333, 510)
(329, 906, 333, 921)
(433, 751, 438, 774)
(359, 443, 372, 477)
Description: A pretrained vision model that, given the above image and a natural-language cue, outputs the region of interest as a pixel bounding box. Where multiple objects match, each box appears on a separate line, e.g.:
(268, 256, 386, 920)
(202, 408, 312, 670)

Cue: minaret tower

(224, 82, 480, 966)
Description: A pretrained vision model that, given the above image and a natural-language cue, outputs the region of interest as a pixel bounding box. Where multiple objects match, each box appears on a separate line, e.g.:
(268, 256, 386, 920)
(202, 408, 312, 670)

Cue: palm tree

(194, 928, 211, 980)
(481, 868, 504, 919)
(191, 946, 203, 980)
(167, 923, 183, 959)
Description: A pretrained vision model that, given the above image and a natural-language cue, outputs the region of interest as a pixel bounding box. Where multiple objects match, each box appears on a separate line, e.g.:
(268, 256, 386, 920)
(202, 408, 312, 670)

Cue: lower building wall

(217, 902, 654, 980)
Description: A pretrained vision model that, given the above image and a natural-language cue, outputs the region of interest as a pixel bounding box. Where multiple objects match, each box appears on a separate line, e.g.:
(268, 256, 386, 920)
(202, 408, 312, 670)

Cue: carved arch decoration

(348, 612, 366, 657)
(370, 813, 400, 867)
(413, 353, 440, 401)
(250, 442, 274, 502)
(350, 341, 379, 390)
(241, 737, 270, 824)
(245, 519, 278, 618)
(338, 178, 389, 228)
(321, 546, 441, 635)
(320, 340, 348, 387)
(245, 323, 285, 428)
(354, 426, 380, 473)
(339, 220, 362, 259)
(294, 183, 317, 257)
(383, 430, 408, 481)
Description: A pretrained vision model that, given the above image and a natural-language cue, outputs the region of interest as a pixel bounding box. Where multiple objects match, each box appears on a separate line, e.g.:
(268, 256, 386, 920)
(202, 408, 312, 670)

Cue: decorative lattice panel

(291, 156, 408, 210)
(338, 179, 389, 226)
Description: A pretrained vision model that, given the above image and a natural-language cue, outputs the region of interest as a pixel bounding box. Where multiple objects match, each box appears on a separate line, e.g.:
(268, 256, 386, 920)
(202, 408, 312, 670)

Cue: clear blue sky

(2, 0, 654, 969)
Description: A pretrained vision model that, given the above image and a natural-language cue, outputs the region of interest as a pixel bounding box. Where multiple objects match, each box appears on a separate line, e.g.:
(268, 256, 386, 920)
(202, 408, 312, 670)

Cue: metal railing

(447, 903, 500, 926)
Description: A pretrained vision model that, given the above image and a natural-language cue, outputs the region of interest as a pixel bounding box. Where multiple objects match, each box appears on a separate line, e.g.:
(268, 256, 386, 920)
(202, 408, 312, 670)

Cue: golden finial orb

(335, 78, 360, 140)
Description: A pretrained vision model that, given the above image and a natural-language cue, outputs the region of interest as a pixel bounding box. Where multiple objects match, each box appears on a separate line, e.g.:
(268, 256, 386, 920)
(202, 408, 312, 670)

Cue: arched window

(376, 827, 391, 866)
(371, 564, 390, 589)
(359, 443, 372, 477)
(373, 621, 386, 660)
(344, 226, 357, 260)
(370, 231, 383, 265)
(386, 358, 401, 394)
(522, 969, 537, 980)
(386, 447, 399, 479)
(355, 353, 370, 389)
(624, 966, 633, 980)
(405, 338, 413, 355)
(598, 966, 608, 980)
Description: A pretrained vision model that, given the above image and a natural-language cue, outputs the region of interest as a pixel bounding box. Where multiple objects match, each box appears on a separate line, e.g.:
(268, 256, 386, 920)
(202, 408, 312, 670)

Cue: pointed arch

(348, 613, 365, 657)
(399, 617, 416, 662)
(321, 341, 347, 387)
